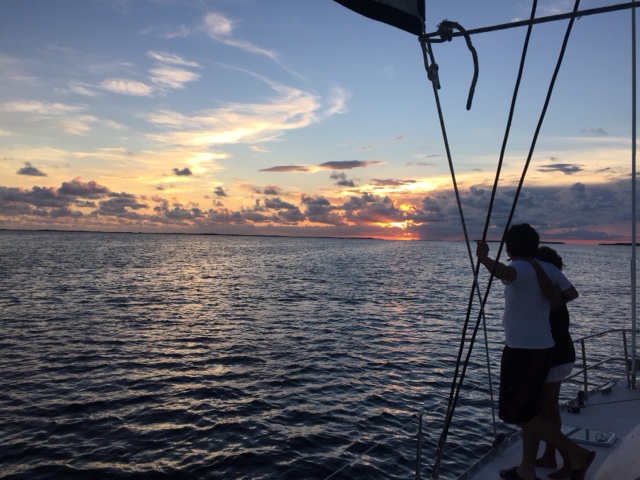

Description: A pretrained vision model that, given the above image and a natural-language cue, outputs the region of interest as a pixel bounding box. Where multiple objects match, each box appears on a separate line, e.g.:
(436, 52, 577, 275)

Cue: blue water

(0, 231, 634, 479)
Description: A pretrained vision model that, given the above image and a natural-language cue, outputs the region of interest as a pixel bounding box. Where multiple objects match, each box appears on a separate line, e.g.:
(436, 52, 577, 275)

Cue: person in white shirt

(476, 224, 594, 480)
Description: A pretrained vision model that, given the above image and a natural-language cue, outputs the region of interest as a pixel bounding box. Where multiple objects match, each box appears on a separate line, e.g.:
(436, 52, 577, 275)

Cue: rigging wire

(419, 34, 496, 480)
(427, 0, 588, 475)
(631, 0, 638, 390)
(420, 2, 637, 42)
(428, 1, 541, 475)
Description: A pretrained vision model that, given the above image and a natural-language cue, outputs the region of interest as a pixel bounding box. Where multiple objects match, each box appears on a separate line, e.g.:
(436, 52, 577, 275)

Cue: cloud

(172, 167, 193, 176)
(537, 163, 583, 175)
(59, 178, 110, 198)
(17, 162, 47, 177)
(330, 172, 356, 187)
(0, 176, 636, 243)
(319, 160, 383, 170)
(147, 51, 200, 68)
(263, 197, 297, 210)
(67, 81, 100, 97)
(1, 101, 83, 115)
(96, 194, 148, 216)
(259, 165, 310, 172)
(261, 159, 383, 174)
(213, 186, 227, 197)
(203, 12, 233, 37)
(101, 78, 154, 96)
(145, 80, 323, 147)
(150, 67, 200, 90)
(370, 179, 418, 187)
(263, 185, 282, 195)
(203, 12, 277, 60)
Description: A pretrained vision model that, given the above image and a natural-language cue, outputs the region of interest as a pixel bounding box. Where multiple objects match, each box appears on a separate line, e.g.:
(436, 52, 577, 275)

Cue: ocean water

(0, 231, 635, 479)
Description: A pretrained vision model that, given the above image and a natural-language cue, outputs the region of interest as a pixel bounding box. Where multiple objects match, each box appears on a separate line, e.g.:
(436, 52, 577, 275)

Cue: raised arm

(476, 241, 516, 282)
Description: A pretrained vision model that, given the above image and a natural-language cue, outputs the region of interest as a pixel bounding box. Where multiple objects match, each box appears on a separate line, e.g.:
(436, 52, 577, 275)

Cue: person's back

(502, 259, 553, 349)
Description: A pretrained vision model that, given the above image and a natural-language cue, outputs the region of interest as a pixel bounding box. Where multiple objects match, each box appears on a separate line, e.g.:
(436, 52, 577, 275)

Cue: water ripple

(0, 232, 633, 479)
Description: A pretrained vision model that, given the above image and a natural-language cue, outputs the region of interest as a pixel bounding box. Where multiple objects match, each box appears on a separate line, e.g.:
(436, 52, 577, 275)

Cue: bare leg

(519, 414, 593, 476)
(536, 382, 559, 468)
(536, 382, 573, 478)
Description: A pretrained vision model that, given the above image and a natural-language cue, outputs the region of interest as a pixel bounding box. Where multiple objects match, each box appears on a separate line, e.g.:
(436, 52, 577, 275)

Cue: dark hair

(536, 245, 563, 270)
(505, 223, 539, 257)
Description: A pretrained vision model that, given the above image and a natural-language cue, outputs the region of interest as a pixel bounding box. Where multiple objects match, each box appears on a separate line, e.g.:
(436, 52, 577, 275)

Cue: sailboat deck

(460, 380, 640, 480)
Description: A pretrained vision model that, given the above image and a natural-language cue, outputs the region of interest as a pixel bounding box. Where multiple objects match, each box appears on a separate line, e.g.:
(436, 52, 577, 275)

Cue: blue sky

(0, 0, 637, 242)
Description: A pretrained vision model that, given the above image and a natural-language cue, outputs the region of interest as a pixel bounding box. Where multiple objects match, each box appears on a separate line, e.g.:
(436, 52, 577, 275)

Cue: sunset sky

(0, 0, 637, 242)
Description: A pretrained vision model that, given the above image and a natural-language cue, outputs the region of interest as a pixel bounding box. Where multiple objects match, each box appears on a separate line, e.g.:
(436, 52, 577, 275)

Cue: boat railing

(565, 328, 638, 403)
(323, 327, 637, 480)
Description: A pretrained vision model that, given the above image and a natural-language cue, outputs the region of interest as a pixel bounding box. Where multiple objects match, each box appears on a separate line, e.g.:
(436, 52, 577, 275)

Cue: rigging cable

(428, 1, 540, 475)
(631, 0, 637, 389)
(419, 33, 493, 480)
(420, 2, 637, 42)
(466, 0, 583, 468)
(428, 0, 585, 475)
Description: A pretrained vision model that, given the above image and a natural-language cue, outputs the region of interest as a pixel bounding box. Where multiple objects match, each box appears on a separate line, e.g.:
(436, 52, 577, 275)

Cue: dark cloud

(371, 178, 417, 187)
(172, 167, 192, 176)
(95, 195, 148, 216)
(301, 195, 343, 225)
(259, 165, 310, 172)
(537, 163, 583, 175)
(17, 162, 47, 177)
(59, 178, 110, 198)
(0, 176, 637, 243)
(330, 172, 356, 187)
(318, 160, 381, 170)
(263, 197, 297, 210)
(263, 185, 281, 195)
(582, 127, 607, 136)
(342, 193, 406, 225)
(277, 208, 305, 223)
(213, 186, 227, 197)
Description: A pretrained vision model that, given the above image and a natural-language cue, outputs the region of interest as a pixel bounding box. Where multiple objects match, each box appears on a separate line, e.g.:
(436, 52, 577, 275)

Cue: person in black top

(534, 246, 578, 479)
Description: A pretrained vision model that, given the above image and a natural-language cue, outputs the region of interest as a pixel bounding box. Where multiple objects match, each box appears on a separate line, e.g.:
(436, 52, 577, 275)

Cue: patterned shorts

(499, 346, 552, 424)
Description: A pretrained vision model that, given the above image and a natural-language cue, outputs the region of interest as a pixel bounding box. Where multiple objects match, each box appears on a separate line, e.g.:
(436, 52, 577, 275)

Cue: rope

(428, 0, 588, 475)
(419, 17, 502, 478)
(427, 0, 541, 472)
(420, 41, 487, 480)
(435, 21, 479, 110)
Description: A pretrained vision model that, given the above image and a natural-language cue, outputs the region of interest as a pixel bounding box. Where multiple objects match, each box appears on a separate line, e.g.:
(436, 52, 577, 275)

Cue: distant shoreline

(0, 228, 385, 241)
(4, 229, 635, 245)
(598, 242, 636, 246)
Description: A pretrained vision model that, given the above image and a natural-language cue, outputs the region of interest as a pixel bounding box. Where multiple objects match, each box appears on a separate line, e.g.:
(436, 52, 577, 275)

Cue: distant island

(599, 242, 636, 246)
(482, 240, 565, 245)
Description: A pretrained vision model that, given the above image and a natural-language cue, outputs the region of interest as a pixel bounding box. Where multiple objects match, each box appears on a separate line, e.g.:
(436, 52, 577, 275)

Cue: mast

(632, 1, 638, 389)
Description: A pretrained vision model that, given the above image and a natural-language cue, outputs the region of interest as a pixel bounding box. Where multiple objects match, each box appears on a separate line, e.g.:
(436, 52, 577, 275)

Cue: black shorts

(498, 346, 552, 424)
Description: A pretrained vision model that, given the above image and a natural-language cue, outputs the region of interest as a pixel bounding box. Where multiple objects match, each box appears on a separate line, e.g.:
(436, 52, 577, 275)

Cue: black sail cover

(334, 0, 425, 36)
